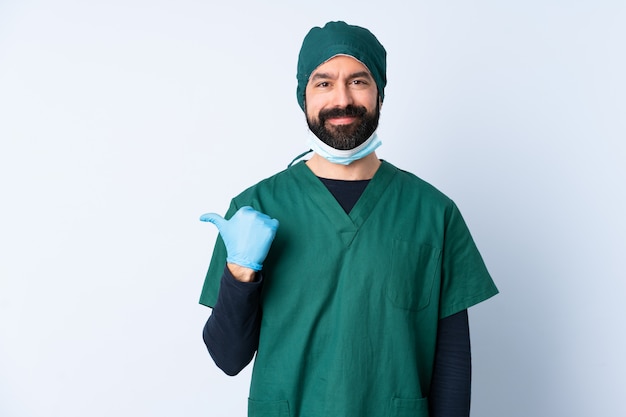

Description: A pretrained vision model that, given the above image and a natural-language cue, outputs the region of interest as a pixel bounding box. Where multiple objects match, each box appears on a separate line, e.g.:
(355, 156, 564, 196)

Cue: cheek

(304, 93, 322, 112)
(304, 105, 318, 125)
(304, 99, 323, 120)
(359, 91, 379, 111)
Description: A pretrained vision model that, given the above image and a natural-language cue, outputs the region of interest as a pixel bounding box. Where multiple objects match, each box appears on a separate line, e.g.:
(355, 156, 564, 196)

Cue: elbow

(202, 320, 251, 376)
(218, 361, 246, 377)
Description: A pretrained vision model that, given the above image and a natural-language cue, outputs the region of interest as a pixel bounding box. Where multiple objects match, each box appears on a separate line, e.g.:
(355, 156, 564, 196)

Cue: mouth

(326, 116, 358, 126)
(319, 105, 367, 127)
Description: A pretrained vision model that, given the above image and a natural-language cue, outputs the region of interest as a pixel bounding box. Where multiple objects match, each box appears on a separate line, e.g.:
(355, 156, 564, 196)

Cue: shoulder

(231, 162, 304, 206)
(383, 160, 454, 208)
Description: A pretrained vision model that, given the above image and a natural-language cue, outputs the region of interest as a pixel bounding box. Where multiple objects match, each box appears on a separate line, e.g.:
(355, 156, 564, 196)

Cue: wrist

(226, 263, 257, 283)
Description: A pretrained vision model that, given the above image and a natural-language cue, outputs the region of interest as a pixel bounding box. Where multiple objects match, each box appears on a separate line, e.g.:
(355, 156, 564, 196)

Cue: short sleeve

(439, 202, 498, 318)
(199, 200, 239, 308)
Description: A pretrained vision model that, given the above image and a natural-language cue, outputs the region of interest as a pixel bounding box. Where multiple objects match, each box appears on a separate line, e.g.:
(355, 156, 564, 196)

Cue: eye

(350, 79, 370, 88)
(316, 81, 330, 88)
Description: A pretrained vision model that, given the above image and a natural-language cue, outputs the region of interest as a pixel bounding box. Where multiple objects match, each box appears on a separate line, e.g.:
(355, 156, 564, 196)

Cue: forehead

(309, 55, 372, 79)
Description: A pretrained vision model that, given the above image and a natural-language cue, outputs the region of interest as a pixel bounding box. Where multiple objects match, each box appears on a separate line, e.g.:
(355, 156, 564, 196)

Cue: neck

(306, 152, 381, 180)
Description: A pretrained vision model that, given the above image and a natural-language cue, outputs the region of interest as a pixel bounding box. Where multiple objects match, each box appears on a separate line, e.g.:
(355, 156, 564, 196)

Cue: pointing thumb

(199, 212, 226, 231)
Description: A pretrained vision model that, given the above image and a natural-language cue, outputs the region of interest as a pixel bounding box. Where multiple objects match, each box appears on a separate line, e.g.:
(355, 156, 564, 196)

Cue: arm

(199, 207, 278, 375)
(203, 265, 263, 375)
(429, 309, 472, 417)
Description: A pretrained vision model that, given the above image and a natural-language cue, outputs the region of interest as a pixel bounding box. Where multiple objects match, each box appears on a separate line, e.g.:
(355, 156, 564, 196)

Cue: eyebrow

(310, 70, 373, 82)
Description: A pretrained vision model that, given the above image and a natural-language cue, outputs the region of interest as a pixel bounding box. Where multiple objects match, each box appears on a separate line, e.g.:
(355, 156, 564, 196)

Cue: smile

(327, 116, 358, 125)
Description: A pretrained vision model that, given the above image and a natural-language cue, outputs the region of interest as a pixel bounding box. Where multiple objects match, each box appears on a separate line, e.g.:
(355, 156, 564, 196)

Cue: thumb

(199, 212, 227, 231)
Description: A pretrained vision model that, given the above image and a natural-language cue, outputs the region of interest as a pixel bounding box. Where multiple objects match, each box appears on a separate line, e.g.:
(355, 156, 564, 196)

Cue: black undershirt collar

(318, 177, 370, 214)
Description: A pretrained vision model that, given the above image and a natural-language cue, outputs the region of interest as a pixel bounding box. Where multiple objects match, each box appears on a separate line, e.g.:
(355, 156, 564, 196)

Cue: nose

(330, 83, 354, 108)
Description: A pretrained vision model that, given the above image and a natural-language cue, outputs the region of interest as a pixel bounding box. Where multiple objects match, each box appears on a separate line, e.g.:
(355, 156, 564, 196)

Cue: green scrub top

(200, 160, 498, 417)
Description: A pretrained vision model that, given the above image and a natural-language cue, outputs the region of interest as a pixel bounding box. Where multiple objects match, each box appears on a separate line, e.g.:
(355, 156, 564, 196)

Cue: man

(199, 21, 498, 417)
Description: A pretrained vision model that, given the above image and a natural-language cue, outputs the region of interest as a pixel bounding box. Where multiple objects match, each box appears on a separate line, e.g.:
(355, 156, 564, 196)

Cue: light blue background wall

(1, 1, 624, 416)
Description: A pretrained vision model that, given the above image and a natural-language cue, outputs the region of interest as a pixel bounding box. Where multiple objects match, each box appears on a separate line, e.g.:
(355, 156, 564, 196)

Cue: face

(305, 55, 380, 150)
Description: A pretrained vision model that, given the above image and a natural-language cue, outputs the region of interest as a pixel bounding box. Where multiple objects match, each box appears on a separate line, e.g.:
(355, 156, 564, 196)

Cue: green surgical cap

(296, 21, 387, 111)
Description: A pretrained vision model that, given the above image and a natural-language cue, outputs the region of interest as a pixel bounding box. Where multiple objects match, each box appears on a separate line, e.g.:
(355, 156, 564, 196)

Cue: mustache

(318, 105, 367, 122)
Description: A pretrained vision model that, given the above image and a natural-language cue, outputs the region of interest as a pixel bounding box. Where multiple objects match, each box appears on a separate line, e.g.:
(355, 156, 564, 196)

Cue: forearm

(203, 266, 263, 376)
(429, 309, 472, 417)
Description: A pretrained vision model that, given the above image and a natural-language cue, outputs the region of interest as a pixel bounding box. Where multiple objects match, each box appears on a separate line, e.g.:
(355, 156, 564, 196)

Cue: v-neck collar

(290, 160, 397, 232)
(318, 177, 369, 214)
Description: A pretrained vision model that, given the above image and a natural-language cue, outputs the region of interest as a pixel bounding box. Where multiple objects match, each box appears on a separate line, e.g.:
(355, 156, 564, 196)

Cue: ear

(378, 96, 383, 110)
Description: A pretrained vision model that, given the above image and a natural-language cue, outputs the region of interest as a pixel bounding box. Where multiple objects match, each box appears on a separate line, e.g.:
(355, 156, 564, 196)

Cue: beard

(306, 103, 380, 151)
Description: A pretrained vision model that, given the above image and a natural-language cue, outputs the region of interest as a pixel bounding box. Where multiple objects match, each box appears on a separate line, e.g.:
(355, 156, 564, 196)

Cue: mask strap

(288, 149, 313, 168)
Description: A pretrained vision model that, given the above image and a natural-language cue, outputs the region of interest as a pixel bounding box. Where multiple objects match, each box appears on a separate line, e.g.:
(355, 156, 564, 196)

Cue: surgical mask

(306, 130, 382, 165)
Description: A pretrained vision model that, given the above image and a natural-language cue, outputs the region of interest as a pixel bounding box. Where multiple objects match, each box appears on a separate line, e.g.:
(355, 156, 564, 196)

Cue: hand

(200, 206, 279, 271)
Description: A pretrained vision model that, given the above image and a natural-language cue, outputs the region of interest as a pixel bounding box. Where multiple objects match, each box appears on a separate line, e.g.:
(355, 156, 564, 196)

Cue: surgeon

(198, 21, 498, 417)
